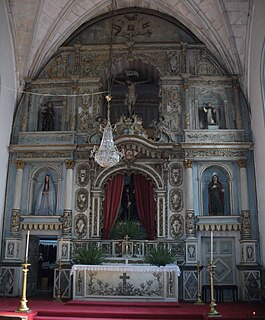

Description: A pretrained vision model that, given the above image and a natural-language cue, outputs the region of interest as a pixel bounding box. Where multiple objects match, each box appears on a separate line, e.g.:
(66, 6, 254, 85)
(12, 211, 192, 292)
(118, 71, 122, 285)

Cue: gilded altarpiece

(1, 9, 259, 302)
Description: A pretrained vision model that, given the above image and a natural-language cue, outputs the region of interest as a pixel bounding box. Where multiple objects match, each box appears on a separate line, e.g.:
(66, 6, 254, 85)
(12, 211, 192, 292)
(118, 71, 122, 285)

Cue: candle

(210, 230, 213, 262)
(25, 230, 30, 261)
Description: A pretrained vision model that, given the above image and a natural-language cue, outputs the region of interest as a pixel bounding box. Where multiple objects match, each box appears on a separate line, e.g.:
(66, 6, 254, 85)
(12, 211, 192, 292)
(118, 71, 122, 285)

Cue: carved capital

(184, 159, 193, 169)
(237, 159, 247, 169)
(71, 85, 79, 94)
(65, 160, 75, 170)
(183, 82, 190, 90)
(16, 161, 25, 170)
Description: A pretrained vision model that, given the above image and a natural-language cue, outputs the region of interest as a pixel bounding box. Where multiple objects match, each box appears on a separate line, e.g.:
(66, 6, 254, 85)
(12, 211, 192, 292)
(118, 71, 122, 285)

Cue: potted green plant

(144, 246, 175, 266)
(111, 218, 146, 240)
(75, 243, 105, 265)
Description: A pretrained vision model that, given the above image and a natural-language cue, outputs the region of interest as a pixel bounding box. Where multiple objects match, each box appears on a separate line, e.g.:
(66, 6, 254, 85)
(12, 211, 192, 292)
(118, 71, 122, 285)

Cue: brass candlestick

(208, 260, 220, 317)
(17, 262, 31, 312)
(56, 259, 62, 301)
(194, 262, 204, 305)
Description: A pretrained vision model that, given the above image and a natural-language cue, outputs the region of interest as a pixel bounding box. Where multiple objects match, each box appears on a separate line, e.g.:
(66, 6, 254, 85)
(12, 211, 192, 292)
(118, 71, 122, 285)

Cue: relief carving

(170, 214, 184, 239)
(170, 188, 183, 213)
(170, 163, 183, 187)
(75, 188, 89, 212)
(75, 214, 87, 238)
(76, 164, 90, 187)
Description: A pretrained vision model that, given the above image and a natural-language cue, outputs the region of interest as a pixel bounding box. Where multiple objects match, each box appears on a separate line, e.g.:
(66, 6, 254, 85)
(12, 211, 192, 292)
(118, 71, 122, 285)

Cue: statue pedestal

(71, 264, 180, 301)
(207, 125, 219, 130)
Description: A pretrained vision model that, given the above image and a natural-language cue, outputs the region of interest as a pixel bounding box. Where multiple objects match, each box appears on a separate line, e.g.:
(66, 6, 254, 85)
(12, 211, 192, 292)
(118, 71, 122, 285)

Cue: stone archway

(90, 163, 166, 239)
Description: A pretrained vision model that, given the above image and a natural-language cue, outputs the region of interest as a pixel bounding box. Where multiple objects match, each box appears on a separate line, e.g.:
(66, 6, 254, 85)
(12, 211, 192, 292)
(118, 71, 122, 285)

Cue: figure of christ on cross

(114, 71, 150, 117)
(119, 272, 130, 290)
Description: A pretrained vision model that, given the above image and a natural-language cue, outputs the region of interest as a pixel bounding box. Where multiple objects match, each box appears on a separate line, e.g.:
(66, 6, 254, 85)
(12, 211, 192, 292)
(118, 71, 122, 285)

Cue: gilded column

(184, 159, 195, 238)
(62, 160, 74, 236)
(238, 159, 251, 239)
(11, 161, 25, 236)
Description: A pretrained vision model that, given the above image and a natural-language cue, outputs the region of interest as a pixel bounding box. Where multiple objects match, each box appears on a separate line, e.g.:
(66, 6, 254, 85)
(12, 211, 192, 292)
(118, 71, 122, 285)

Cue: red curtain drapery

(133, 174, 156, 240)
(102, 174, 124, 239)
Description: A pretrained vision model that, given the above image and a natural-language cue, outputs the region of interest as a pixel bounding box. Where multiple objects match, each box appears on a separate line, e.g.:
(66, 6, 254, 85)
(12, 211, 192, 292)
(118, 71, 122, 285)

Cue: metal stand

(17, 261, 31, 312)
(208, 260, 221, 317)
(194, 262, 204, 305)
(56, 259, 62, 301)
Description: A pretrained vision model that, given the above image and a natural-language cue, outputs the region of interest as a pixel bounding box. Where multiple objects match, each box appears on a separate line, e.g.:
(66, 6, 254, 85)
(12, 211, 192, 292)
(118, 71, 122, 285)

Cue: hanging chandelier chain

(107, 0, 116, 95)
(91, 0, 123, 168)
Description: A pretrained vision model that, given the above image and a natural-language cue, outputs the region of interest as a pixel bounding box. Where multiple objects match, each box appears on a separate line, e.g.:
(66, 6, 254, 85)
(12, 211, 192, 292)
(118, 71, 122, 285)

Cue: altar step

(33, 301, 205, 320)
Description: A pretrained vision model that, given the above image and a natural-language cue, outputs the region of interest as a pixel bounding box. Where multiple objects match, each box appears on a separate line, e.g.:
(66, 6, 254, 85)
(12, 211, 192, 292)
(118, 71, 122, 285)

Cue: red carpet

(0, 298, 264, 320)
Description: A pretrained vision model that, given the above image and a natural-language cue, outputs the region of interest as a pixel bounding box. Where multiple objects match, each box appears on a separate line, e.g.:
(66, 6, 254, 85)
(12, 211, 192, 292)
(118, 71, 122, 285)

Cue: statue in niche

(120, 185, 136, 220)
(42, 101, 55, 131)
(203, 102, 219, 126)
(208, 173, 224, 215)
(35, 174, 56, 215)
(114, 70, 150, 116)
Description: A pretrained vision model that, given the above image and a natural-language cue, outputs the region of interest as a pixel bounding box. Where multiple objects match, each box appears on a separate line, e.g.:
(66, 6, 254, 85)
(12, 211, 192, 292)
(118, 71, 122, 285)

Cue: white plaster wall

(0, 2, 17, 250)
(248, 0, 265, 265)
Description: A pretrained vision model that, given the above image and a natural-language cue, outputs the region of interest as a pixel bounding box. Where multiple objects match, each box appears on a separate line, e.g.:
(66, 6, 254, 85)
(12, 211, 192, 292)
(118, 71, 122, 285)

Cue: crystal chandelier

(93, 95, 123, 168)
(91, 1, 122, 168)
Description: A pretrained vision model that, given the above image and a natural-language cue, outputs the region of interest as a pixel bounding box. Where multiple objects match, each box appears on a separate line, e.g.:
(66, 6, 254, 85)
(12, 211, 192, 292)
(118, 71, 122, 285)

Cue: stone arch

(91, 163, 166, 239)
(28, 165, 62, 215)
(199, 163, 232, 216)
(94, 163, 163, 190)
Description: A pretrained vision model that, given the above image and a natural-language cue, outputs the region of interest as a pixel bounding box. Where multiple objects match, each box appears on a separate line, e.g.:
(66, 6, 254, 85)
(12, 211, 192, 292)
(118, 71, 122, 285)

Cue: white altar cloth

(71, 264, 180, 301)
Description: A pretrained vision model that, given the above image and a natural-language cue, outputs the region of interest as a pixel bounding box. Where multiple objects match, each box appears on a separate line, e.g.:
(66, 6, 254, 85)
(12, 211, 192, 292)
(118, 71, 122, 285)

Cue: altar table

(71, 264, 180, 301)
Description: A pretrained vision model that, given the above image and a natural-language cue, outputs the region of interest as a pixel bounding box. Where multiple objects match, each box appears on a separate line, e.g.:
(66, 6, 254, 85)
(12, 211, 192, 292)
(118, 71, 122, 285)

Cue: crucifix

(119, 272, 130, 289)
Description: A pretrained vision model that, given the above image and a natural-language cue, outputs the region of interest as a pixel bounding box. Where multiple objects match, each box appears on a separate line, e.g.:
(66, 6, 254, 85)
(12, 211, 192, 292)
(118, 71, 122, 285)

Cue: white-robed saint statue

(35, 174, 56, 215)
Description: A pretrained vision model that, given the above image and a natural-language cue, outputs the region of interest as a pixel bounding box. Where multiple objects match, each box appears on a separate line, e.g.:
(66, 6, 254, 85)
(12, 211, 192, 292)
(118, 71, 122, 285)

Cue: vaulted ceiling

(6, 0, 252, 94)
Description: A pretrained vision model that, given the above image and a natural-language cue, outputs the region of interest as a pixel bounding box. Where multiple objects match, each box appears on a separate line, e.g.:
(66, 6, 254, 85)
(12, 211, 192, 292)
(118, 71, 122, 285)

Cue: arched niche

(28, 165, 61, 215)
(197, 91, 226, 129)
(100, 59, 160, 130)
(200, 165, 231, 216)
(36, 93, 66, 132)
(90, 164, 166, 239)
